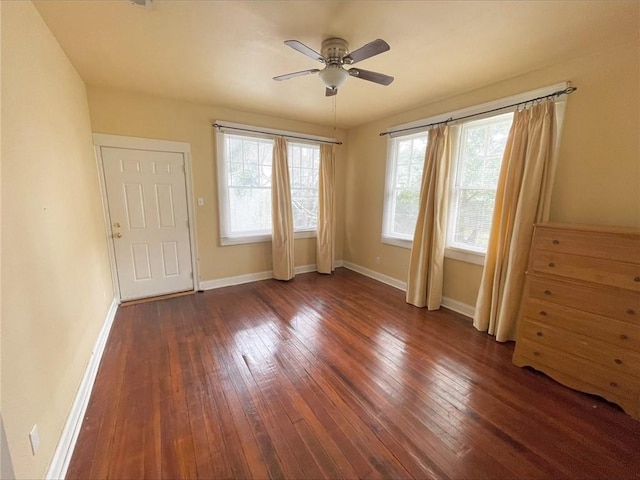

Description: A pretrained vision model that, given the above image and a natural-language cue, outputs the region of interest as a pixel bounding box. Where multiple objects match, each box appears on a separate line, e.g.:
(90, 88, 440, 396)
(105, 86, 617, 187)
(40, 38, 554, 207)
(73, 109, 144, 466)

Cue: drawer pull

(536, 331, 544, 337)
(539, 310, 547, 316)
(620, 334, 628, 340)
(610, 381, 618, 388)
(552, 240, 559, 245)
(614, 359, 622, 365)
(634, 276, 640, 282)
(626, 309, 635, 315)
(548, 262, 555, 267)
(544, 290, 552, 296)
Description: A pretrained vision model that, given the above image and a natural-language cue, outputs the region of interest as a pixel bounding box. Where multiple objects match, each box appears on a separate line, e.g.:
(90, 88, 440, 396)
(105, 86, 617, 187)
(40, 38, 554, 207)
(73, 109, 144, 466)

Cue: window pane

(288, 143, 319, 230)
(229, 187, 272, 233)
(453, 189, 496, 250)
(393, 188, 420, 236)
(458, 116, 511, 189)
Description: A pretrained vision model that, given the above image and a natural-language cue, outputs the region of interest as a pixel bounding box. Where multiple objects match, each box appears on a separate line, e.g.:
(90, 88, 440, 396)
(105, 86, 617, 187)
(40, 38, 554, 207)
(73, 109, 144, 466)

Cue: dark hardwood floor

(67, 268, 640, 479)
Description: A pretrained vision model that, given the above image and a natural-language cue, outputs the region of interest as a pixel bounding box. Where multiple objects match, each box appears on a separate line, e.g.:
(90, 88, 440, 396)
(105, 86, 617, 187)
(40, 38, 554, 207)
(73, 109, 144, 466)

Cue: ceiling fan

(273, 37, 394, 96)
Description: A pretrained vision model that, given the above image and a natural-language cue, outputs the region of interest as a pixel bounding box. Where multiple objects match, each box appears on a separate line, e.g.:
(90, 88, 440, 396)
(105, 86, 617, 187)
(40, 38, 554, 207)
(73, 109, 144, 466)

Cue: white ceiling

(34, 1, 639, 129)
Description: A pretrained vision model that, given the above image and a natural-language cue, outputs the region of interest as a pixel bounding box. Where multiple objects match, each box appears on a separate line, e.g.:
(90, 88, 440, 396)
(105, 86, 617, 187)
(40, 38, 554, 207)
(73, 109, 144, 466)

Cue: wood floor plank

(67, 269, 640, 479)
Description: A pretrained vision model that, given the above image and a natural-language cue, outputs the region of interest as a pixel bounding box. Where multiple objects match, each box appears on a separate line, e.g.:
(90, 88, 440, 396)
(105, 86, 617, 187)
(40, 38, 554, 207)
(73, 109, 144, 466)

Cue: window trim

(216, 122, 332, 246)
(381, 82, 569, 265)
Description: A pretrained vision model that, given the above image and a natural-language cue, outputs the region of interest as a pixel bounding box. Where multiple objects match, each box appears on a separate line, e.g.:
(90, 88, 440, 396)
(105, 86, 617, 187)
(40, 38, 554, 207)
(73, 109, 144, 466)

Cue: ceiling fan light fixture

(318, 65, 349, 89)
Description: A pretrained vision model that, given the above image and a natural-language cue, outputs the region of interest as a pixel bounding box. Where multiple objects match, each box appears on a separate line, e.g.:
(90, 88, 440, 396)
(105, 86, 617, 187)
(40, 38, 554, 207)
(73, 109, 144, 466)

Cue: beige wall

(344, 39, 640, 307)
(1, 2, 637, 477)
(1, 2, 114, 479)
(86, 87, 347, 282)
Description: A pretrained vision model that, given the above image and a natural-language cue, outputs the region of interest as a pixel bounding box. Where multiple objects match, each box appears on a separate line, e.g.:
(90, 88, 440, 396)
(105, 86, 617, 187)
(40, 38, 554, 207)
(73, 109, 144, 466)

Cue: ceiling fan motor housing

(321, 38, 350, 65)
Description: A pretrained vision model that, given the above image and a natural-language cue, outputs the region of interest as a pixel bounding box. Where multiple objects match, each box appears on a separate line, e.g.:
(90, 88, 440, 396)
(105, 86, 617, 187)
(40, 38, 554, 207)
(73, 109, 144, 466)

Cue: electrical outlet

(375, 256, 381, 264)
(197, 197, 204, 206)
(29, 425, 40, 455)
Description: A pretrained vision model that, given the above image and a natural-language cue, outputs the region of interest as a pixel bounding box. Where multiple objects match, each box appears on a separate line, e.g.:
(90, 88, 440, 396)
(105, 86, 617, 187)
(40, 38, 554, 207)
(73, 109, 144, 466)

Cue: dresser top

(536, 222, 640, 237)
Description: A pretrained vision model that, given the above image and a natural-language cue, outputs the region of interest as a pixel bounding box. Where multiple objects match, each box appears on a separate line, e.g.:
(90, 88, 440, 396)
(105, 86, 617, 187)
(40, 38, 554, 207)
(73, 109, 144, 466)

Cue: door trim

(93, 133, 200, 302)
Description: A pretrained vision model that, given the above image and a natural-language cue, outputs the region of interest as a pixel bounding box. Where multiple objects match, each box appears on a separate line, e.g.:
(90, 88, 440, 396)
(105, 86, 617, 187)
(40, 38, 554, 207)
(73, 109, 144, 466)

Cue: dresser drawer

(523, 299, 640, 350)
(516, 339, 639, 401)
(533, 226, 640, 264)
(520, 319, 640, 378)
(531, 251, 640, 292)
(527, 274, 640, 323)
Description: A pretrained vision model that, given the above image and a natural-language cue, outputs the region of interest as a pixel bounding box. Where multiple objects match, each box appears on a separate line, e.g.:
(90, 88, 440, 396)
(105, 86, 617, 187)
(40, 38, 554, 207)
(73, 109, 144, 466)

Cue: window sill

(445, 247, 485, 266)
(220, 234, 271, 246)
(221, 230, 317, 246)
(294, 230, 317, 240)
(381, 235, 486, 266)
(381, 235, 412, 249)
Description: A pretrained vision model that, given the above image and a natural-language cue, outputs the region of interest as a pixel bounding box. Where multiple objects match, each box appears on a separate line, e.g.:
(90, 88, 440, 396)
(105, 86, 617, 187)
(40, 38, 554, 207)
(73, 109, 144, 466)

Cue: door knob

(113, 232, 122, 239)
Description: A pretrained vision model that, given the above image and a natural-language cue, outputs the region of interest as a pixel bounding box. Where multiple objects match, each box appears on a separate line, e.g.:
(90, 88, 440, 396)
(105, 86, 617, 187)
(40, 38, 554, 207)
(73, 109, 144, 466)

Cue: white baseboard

(441, 296, 475, 318)
(199, 270, 274, 290)
(342, 261, 474, 319)
(46, 298, 119, 480)
(342, 261, 407, 291)
(199, 262, 343, 290)
(294, 264, 318, 275)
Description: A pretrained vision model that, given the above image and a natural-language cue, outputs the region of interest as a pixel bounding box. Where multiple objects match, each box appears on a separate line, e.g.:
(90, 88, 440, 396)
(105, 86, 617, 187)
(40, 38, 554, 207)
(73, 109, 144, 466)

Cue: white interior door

(102, 147, 194, 301)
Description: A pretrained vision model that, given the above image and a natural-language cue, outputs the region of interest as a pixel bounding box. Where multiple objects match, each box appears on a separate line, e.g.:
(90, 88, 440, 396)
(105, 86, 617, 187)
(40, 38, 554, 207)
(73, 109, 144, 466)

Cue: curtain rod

(212, 123, 342, 145)
(379, 86, 577, 137)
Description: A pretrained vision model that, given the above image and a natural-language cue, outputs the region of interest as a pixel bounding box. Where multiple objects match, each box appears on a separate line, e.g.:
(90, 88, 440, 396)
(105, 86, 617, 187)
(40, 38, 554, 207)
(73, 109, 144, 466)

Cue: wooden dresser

(513, 223, 640, 419)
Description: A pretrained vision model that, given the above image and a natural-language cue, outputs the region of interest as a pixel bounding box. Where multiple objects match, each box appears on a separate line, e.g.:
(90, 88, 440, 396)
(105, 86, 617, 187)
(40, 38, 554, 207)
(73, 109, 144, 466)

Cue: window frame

(217, 131, 274, 245)
(445, 112, 514, 265)
(215, 122, 335, 246)
(287, 140, 321, 235)
(380, 82, 568, 265)
(381, 130, 429, 248)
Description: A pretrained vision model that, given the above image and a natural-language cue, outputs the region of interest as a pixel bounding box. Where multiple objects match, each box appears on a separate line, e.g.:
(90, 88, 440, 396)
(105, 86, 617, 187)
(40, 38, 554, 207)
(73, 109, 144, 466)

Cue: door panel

(102, 147, 193, 301)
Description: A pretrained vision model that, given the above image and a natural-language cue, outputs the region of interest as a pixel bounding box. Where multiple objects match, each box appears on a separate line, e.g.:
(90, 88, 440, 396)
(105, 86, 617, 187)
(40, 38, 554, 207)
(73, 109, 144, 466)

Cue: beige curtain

(474, 101, 557, 341)
(271, 136, 295, 280)
(406, 125, 451, 309)
(317, 144, 336, 274)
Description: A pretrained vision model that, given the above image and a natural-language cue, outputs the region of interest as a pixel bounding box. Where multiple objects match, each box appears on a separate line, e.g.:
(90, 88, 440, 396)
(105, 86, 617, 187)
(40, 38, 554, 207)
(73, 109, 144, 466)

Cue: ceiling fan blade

(273, 69, 321, 81)
(343, 39, 390, 64)
(325, 87, 338, 97)
(284, 40, 325, 63)
(348, 68, 394, 86)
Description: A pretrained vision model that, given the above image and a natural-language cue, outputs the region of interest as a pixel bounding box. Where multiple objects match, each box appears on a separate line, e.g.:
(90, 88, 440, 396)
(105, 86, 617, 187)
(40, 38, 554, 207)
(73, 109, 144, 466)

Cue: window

(288, 142, 320, 231)
(223, 133, 274, 239)
(217, 128, 321, 245)
(382, 132, 428, 245)
(381, 114, 512, 260)
(448, 112, 513, 254)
